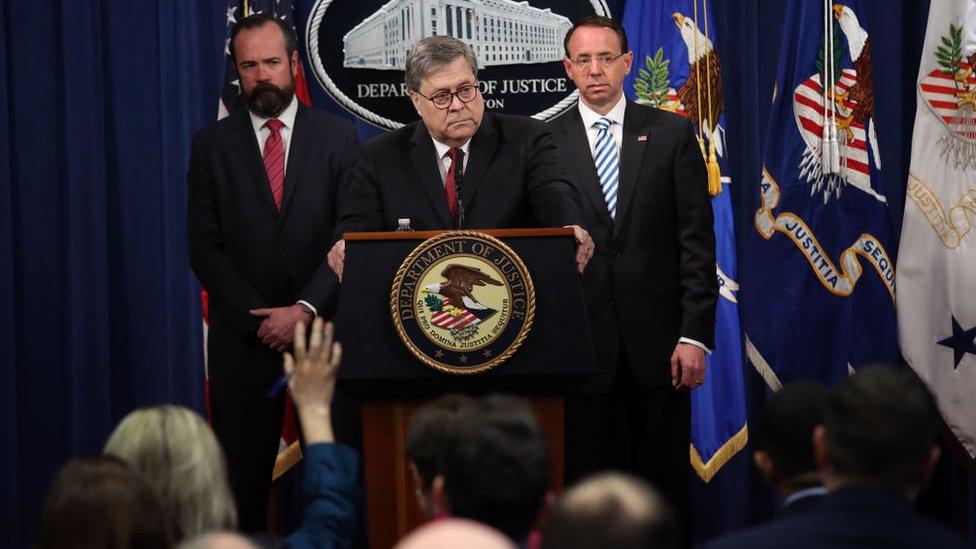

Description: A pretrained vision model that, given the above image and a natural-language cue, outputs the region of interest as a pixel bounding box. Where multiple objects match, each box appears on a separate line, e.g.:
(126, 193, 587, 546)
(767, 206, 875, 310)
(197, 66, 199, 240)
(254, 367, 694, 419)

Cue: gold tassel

(707, 140, 721, 196)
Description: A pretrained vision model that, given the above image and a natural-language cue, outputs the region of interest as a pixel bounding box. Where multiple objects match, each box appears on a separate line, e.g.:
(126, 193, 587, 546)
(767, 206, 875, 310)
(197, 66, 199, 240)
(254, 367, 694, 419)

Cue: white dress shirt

(249, 95, 299, 174)
(577, 93, 626, 157)
(431, 137, 471, 185)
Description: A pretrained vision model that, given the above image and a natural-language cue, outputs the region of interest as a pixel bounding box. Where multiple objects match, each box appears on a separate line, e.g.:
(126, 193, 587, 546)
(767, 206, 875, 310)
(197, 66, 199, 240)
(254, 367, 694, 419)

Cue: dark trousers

(565, 351, 691, 532)
(210, 383, 285, 533)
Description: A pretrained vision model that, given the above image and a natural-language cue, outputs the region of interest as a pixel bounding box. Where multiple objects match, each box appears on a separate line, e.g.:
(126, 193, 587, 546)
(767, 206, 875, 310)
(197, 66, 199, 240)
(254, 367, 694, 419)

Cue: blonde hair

(104, 405, 237, 541)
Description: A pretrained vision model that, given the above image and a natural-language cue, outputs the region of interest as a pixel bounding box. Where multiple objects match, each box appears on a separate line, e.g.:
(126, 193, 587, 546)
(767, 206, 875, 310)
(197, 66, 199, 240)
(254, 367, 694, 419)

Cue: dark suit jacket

(703, 487, 968, 549)
(187, 104, 358, 386)
(550, 102, 717, 388)
(335, 112, 582, 233)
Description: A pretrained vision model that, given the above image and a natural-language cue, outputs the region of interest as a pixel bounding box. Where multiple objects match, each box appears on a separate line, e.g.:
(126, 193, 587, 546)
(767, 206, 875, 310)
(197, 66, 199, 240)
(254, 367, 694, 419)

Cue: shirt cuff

(678, 337, 711, 354)
(296, 300, 317, 318)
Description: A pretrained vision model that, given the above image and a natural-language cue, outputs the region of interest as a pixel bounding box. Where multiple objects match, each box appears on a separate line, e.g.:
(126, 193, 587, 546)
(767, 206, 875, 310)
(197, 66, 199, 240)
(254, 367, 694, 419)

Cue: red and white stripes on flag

(793, 69, 871, 186)
(431, 300, 481, 329)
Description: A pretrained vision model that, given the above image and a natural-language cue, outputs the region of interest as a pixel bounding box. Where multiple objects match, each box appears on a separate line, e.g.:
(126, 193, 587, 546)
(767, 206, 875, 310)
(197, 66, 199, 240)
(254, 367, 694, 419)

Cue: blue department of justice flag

(741, 0, 899, 390)
(622, 0, 748, 482)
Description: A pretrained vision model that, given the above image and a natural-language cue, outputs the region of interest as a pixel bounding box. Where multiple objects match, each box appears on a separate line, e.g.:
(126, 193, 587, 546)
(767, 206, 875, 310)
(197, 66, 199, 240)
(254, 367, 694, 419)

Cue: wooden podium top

(343, 227, 573, 241)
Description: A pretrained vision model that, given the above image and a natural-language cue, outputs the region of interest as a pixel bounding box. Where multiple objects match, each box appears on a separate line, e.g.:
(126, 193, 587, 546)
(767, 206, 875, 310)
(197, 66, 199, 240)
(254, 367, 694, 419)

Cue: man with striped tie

(186, 14, 358, 531)
(550, 16, 717, 527)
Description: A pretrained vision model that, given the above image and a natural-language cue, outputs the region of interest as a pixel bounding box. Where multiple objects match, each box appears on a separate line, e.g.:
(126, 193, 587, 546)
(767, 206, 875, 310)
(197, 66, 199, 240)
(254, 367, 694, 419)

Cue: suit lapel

(409, 123, 453, 229)
(226, 111, 278, 213)
(614, 102, 654, 236)
(280, 104, 313, 217)
(558, 109, 613, 226)
(460, 113, 497, 212)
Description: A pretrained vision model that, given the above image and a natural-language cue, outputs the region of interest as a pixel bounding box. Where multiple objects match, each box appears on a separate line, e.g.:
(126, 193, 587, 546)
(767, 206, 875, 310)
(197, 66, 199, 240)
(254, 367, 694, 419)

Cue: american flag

(203, 0, 313, 481)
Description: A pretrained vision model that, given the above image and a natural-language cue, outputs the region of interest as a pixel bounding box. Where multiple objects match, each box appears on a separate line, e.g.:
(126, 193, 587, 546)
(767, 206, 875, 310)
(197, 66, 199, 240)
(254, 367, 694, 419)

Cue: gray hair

(405, 36, 478, 92)
(104, 405, 237, 542)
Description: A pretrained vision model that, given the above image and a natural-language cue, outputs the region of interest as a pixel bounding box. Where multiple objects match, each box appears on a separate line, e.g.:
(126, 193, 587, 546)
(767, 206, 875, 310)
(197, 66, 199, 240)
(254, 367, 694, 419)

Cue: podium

(334, 228, 596, 547)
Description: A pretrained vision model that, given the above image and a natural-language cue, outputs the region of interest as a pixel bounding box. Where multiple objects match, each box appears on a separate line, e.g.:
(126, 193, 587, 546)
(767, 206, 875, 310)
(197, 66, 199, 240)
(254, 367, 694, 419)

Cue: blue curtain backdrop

(4, 0, 969, 547)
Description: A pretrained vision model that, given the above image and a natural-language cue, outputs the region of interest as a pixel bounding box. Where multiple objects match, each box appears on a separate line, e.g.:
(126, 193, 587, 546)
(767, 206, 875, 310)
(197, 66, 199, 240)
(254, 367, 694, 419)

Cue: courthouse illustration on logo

(344, 0, 571, 70)
(391, 232, 535, 374)
(306, 0, 608, 129)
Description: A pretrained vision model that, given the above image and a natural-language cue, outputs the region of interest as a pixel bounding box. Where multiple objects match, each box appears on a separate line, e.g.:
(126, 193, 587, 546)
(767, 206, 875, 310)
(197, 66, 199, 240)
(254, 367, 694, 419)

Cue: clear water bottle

(396, 218, 414, 231)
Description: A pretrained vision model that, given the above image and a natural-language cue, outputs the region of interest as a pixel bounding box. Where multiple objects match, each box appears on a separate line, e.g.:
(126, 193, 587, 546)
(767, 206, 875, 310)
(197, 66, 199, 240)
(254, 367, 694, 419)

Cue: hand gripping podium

(334, 228, 596, 547)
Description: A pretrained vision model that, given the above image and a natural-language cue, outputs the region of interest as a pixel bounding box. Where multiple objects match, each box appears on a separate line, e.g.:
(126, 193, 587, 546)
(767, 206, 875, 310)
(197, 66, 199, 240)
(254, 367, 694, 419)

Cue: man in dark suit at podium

(327, 36, 594, 278)
(549, 15, 717, 522)
(186, 14, 358, 531)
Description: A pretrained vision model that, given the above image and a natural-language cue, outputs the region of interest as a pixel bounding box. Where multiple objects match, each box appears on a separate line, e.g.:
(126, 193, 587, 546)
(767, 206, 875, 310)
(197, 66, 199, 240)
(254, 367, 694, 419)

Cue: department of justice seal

(390, 232, 535, 374)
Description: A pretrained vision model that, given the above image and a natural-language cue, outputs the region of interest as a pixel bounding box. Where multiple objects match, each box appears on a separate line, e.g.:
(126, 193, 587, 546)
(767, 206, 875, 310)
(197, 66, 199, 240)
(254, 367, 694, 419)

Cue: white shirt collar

(431, 135, 471, 160)
(577, 94, 626, 130)
(248, 95, 299, 133)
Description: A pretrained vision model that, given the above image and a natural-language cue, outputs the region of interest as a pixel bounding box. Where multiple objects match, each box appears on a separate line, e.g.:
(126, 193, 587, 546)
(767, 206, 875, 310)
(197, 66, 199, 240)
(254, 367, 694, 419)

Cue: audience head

(814, 366, 941, 498)
(753, 379, 829, 496)
(395, 518, 515, 549)
(37, 455, 171, 549)
(541, 472, 677, 549)
(405, 394, 477, 516)
(406, 36, 484, 148)
(176, 531, 258, 549)
(104, 404, 237, 541)
(435, 394, 550, 542)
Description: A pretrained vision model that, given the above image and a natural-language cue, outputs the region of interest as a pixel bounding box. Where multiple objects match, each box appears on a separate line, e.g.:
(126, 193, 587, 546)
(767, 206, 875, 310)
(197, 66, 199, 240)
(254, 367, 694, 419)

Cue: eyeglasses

(415, 84, 480, 109)
(568, 52, 627, 70)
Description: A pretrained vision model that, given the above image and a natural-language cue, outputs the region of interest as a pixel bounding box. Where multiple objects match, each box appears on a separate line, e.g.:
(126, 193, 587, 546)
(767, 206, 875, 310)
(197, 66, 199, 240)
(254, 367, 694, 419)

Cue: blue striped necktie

(592, 117, 619, 219)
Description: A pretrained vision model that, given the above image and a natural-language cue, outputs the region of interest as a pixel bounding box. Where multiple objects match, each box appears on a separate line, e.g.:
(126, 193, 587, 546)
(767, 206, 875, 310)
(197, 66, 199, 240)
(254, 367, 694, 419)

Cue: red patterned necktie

(445, 147, 461, 220)
(263, 118, 285, 212)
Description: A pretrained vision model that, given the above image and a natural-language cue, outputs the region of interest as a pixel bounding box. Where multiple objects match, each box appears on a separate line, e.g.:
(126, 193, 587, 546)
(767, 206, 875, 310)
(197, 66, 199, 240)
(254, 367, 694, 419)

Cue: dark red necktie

(445, 147, 461, 220)
(263, 118, 285, 212)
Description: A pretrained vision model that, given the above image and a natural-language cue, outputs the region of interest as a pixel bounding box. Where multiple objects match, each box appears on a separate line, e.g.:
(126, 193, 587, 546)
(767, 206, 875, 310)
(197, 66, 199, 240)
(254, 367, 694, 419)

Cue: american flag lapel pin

(637, 134, 648, 141)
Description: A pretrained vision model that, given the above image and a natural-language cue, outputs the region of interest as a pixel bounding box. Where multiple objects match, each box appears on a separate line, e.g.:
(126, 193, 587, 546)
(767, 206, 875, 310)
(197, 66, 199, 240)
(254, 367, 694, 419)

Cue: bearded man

(186, 13, 358, 531)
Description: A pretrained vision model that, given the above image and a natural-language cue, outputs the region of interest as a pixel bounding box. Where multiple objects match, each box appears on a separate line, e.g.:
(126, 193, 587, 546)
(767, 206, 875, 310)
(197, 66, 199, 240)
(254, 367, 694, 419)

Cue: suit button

(612, 248, 622, 258)
(610, 295, 618, 306)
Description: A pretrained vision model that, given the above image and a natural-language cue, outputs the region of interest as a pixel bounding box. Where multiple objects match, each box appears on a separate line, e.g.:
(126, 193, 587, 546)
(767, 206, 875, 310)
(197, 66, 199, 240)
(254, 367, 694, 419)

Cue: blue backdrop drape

(1, 1, 226, 544)
(4, 0, 966, 547)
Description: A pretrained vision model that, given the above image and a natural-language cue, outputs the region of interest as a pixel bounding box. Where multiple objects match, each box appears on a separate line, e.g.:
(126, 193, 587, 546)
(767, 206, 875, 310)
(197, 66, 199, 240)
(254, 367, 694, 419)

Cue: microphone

(454, 149, 465, 230)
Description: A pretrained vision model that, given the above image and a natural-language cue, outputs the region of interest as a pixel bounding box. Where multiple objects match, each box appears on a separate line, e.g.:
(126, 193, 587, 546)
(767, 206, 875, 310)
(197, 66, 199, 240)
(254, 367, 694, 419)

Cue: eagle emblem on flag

(793, 3, 884, 203)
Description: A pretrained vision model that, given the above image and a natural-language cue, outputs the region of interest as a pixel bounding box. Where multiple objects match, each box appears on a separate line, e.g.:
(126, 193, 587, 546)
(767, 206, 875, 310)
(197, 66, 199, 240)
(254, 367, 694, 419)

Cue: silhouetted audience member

(405, 394, 477, 516)
(394, 518, 515, 549)
(541, 472, 676, 549)
(36, 455, 171, 549)
(706, 366, 967, 549)
(103, 319, 358, 549)
(752, 380, 829, 514)
(432, 394, 550, 544)
(177, 531, 258, 549)
(104, 404, 237, 542)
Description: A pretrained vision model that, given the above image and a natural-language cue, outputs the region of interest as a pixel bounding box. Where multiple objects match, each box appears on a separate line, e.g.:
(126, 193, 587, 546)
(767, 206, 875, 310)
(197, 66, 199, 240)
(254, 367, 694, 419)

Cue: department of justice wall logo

(306, 0, 609, 129)
(390, 232, 535, 374)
